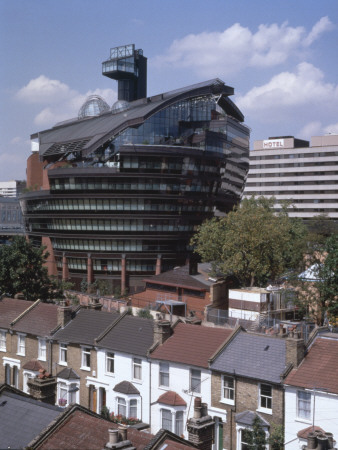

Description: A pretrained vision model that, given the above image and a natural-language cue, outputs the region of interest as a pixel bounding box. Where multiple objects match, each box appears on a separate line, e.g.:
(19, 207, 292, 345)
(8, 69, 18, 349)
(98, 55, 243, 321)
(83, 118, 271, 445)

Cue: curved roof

(113, 381, 140, 395)
(157, 391, 186, 406)
(35, 79, 244, 158)
(78, 95, 110, 119)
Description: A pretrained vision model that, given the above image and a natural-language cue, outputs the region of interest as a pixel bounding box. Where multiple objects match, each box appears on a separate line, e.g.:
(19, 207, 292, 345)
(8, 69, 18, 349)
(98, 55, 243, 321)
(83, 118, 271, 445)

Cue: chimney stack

(286, 331, 305, 368)
(187, 398, 215, 450)
(154, 319, 171, 345)
(57, 301, 72, 328)
(303, 431, 337, 450)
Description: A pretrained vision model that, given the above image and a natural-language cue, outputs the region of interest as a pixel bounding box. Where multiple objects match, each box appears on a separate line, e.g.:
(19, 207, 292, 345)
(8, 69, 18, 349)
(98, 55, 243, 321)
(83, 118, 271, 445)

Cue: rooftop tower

(102, 44, 147, 101)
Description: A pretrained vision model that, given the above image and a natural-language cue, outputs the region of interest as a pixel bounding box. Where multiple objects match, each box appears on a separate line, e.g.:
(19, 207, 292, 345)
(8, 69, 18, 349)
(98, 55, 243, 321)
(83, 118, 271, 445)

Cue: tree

(0, 236, 67, 301)
(268, 424, 284, 450)
(294, 233, 338, 325)
(245, 415, 267, 450)
(191, 197, 308, 287)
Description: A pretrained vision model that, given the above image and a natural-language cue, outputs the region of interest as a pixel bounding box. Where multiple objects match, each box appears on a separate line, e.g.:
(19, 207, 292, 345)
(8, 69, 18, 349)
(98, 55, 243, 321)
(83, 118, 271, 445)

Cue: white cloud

(236, 62, 338, 111)
(303, 16, 334, 47)
(298, 121, 323, 139)
(16, 76, 117, 127)
(323, 122, 338, 134)
(16, 75, 73, 104)
(153, 17, 333, 77)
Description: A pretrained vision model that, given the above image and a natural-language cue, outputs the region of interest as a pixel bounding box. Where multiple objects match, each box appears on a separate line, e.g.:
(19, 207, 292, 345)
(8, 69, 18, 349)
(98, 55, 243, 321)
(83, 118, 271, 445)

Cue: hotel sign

(263, 139, 284, 149)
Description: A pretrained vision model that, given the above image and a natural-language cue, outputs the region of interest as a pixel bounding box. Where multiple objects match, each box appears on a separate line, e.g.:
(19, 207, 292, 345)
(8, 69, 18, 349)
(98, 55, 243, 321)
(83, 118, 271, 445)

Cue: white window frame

(3, 357, 20, 388)
(38, 338, 47, 361)
(57, 378, 80, 407)
(133, 357, 142, 381)
(297, 390, 312, 421)
(114, 394, 140, 420)
(23, 370, 37, 393)
(159, 362, 169, 387)
(161, 408, 173, 431)
(129, 398, 138, 419)
(190, 368, 201, 393)
(0, 330, 6, 352)
(258, 383, 272, 414)
(221, 375, 235, 405)
(59, 343, 68, 365)
(105, 351, 115, 375)
(81, 347, 91, 371)
(236, 424, 269, 450)
(160, 407, 185, 434)
(17, 333, 26, 356)
(117, 396, 127, 416)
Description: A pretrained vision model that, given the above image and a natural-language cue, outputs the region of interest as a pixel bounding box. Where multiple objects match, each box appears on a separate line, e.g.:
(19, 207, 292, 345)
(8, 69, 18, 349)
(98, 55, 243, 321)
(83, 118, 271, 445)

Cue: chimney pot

(118, 425, 127, 441)
(108, 429, 119, 445)
(307, 432, 317, 449)
(317, 434, 329, 450)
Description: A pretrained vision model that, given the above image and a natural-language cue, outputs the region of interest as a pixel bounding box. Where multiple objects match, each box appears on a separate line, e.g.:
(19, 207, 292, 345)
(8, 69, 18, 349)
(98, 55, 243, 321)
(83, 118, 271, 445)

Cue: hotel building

(243, 135, 338, 220)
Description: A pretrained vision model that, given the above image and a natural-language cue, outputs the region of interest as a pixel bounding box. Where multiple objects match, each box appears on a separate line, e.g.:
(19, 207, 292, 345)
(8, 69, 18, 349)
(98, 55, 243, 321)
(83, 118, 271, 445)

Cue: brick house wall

(52, 341, 97, 408)
(211, 371, 284, 449)
(0, 332, 50, 390)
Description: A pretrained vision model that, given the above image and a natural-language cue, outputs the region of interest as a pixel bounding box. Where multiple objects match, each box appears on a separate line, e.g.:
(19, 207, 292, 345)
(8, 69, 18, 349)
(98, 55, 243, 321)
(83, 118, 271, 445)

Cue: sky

(0, 0, 337, 181)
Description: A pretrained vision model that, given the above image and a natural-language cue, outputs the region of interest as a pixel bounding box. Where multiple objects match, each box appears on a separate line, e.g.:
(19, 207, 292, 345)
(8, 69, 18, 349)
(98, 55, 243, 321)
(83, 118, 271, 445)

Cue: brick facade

(211, 371, 284, 449)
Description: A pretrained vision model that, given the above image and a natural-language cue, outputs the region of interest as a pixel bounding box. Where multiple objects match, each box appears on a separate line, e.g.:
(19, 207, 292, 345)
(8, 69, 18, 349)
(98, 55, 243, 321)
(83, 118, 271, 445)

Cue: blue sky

(0, 0, 337, 181)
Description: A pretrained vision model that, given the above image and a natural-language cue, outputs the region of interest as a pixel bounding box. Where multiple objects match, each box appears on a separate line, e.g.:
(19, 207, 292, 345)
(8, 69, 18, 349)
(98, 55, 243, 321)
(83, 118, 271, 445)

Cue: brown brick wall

(211, 372, 284, 449)
(52, 342, 97, 408)
(0, 332, 50, 390)
(131, 288, 210, 318)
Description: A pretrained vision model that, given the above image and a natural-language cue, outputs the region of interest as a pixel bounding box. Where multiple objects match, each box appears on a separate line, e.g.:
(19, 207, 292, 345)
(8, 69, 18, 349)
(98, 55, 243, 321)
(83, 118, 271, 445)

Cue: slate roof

(157, 391, 187, 406)
(113, 380, 140, 395)
(235, 410, 270, 427)
(285, 336, 338, 394)
(57, 367, 80, 380)
(52, 308, 119, 345)
(0, 387, 62, 449)
(150, 322, 233, 368)
(12, 302, 59, 336)
(96, 314, 154, 357)
(0, 297, 32, 329)
(143, 265, 211, 291)
(210, 330, 287, 384)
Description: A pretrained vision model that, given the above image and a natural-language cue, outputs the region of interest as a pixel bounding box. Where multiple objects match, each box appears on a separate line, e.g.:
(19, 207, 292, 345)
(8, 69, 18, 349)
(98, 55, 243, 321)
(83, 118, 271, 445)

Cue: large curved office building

(21, 44, 250, 292)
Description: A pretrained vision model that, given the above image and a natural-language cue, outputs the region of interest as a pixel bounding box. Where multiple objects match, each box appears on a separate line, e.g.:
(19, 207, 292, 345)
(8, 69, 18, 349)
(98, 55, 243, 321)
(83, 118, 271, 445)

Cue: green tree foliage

(0, 236, 68, 301)
(245, 416, 267, 450)
(320, 234, 338, 321)
(295, 233, 338, 325)
(191, 197, 308, 287)
(268, 424, 284, 450)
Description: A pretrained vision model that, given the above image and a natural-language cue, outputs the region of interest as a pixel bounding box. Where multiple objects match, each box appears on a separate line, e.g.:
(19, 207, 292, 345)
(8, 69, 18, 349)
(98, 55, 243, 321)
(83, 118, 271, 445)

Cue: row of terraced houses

(0, 296, 337, 449)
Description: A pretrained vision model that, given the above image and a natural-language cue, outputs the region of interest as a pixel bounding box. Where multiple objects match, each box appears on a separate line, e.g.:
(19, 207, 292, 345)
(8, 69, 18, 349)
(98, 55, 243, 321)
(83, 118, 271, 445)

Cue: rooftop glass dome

(111, 99, 130, 114)
(78, 95, 110, 119)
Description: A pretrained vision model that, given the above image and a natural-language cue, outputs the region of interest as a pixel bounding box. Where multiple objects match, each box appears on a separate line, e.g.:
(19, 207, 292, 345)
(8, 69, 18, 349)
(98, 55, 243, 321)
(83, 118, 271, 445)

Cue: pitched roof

(57, 367, 80, 380)
(27, 407, 154, 450)
(96, 314, 154, 357)
(210, 329, 287, 384)
(150, 322, 233, 368)
(285, 336, 338, 394)
(12, 302, 59, 336)
(297, 426, 325, 439)
(0, 386, 62, 449)
(113, 381, 140, 395)
(52, 308, 119, 345)
(235, 410, 270, 427)
(143, 265, 210, 291)
(0, 297, 32, 329)
(22, 360, 46, 371)
(157, 391, 187, 406)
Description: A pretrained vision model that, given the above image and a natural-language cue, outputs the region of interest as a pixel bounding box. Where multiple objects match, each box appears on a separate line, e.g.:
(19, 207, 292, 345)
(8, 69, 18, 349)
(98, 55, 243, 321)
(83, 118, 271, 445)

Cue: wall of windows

(25, 198, 213, 214)
(31, 218, 194, 233)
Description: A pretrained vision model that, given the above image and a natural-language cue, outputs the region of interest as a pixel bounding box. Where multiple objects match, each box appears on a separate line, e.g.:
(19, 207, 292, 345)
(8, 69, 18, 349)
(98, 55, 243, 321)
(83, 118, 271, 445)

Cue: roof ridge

(10, 299, 41, 326)
(95, 310, 127, 344)
(208, 324, 243, 364)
